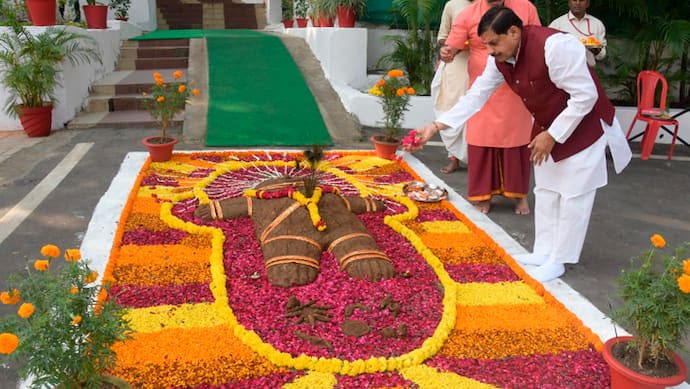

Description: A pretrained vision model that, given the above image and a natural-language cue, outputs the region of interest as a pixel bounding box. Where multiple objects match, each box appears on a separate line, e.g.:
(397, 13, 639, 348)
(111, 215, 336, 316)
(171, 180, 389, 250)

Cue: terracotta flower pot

(295, 18, 308, 28)
(282, 19, 294, 28)
(26, 0, 56, 26)
(83, 4, 108, 29)
(142, 135, 178, 162)
(602, 336, 688, 389)
(17, 104, 52, 137)
(318, 14, 334, 27)
(370, 135, 400, 160)
(336, 6, 356, 28)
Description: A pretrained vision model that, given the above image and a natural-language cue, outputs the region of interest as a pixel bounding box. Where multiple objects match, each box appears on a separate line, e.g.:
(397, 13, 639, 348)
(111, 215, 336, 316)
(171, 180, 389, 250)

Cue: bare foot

(440, 158, 461, 174)
(474, 200, 491, 214)
(514, 197, 530, 215)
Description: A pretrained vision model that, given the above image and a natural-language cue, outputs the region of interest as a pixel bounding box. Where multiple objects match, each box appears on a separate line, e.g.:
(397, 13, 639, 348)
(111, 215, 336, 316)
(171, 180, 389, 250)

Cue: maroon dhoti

(466, 145, 531, 202)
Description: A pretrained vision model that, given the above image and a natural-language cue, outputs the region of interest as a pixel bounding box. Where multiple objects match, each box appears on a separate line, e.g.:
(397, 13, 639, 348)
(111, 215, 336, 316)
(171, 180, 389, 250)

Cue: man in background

(432, 0, 474, 174)
(549, 0, 606, 67)
(441, 0, 540, 215)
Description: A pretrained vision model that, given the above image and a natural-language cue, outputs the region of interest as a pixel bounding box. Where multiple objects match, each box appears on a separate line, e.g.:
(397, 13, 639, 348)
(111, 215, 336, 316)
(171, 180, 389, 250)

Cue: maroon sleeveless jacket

(495, 26, 614, 162)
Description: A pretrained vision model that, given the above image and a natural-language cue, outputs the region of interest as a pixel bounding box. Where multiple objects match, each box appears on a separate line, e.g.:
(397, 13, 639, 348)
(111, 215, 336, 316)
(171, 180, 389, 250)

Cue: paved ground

(0, 33, 689, 387)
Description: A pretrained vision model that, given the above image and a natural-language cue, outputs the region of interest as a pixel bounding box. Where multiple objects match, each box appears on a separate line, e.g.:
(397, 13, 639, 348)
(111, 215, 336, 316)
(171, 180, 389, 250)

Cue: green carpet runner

(132, 30, 332, 147)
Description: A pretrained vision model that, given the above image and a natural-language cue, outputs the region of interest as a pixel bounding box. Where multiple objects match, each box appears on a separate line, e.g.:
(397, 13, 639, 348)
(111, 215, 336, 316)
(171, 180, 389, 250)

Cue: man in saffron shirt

(411, 6, 631, 282)
(442, 0, 540, 215)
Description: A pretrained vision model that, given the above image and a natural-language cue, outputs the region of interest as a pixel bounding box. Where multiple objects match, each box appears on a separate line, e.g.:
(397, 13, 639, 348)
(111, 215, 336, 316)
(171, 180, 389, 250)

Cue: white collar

(568, 10, 589, 21)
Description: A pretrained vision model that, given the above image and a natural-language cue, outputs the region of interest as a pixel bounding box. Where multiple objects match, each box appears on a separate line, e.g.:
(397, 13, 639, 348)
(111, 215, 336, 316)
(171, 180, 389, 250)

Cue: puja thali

(402, 181, 448, 202)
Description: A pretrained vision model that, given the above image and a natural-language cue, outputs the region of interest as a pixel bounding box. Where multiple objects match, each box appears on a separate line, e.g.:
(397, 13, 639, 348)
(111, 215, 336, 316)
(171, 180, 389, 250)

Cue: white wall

(0, 24, 137, 131)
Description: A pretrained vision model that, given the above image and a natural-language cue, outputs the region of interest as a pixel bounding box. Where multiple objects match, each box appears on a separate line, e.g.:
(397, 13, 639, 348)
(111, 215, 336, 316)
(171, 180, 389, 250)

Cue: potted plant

(281, 0, 293, 28)
(294, 0, 309, 27)
(83, 0, 108, 29)
(311, 0, 335, 27)
(605, 233, 690, 388)
(109, 0, 130, 21)
(0, 244, 132, 388)
(142, 70, 199, 162)
(0, 10, 101, 137)
(330, 0, 365, 27)
(375, 0, 440, 96)
(367, 69, 415, 159)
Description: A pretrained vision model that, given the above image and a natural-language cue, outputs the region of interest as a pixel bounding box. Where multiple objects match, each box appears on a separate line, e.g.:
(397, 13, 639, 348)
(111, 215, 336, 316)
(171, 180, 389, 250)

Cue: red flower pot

(602, 336, 688, 389)
(295, 18, 308, 28)
(26, 0, 56, 26)
(336, 6, 356, 28)
(83, 4, 108, 29)
(17, 104, 52, 137)
(370, 135, 400, 160)
(282, 19, 294, 28)
(142, 136, 178, 162)
(318, 14, 334, 27)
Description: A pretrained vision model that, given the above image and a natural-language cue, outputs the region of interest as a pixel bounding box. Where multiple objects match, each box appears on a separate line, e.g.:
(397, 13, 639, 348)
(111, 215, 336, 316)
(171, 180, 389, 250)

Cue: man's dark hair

(478, 6, 523, 36)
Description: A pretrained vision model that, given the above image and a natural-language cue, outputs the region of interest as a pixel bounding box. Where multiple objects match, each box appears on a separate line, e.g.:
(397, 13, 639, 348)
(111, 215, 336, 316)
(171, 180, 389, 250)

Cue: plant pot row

(283, 6, 357, 28)
(25, 0, 112, 29)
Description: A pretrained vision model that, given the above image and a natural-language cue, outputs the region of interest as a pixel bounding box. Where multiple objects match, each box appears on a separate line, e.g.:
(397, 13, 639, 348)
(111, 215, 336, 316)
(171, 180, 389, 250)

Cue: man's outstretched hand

(405, 122, 447, 152)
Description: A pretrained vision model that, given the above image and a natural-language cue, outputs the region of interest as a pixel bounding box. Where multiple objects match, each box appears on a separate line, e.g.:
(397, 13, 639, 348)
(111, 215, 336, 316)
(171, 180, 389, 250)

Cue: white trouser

(532, 187, 597, 264)
(431, 60, 469, 164)
(440, 125, 468, 163)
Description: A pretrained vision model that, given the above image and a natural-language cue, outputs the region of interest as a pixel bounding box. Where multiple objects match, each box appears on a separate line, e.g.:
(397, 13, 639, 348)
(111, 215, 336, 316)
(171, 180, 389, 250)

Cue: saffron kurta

(445, 0, 540, 148)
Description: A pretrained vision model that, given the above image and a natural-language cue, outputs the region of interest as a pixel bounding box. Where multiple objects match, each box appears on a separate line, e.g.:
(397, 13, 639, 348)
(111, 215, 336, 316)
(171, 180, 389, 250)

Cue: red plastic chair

(626, 70, 680, 160)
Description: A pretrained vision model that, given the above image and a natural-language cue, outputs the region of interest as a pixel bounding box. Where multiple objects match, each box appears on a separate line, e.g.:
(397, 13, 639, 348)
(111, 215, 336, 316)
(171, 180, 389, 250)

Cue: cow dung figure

(195, 176, 396, 287)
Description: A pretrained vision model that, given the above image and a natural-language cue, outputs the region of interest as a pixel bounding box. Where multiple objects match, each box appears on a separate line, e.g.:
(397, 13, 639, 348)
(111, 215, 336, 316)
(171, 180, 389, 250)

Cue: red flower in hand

(401, 130, 423, 152)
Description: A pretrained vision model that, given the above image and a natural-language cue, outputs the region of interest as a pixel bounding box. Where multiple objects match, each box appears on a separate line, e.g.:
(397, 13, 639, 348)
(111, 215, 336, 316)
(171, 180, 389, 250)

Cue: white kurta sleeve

(436, 57, 504, 130)
(544, 33, 598, 143)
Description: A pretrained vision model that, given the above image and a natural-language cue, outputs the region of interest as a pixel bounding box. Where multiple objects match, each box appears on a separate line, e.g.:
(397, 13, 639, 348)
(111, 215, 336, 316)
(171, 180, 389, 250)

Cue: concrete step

(84, 94, 152, 113)
(137, 47, 190, 58)
(135, 39, 190, 48)
(135, 57, 189, 70)
(66, 110, 184, 130)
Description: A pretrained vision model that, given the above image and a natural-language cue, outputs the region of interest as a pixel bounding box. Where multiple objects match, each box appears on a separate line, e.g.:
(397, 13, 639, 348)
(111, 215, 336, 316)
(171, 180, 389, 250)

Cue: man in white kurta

(413, 6, 631, 282)
(548, 0, 606, 67)
(432, 0, 474, 173)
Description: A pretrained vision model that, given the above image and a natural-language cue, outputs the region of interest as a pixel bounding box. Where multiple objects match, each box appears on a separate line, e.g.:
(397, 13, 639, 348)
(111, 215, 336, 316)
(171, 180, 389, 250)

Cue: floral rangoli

(103, 150, 610, 388)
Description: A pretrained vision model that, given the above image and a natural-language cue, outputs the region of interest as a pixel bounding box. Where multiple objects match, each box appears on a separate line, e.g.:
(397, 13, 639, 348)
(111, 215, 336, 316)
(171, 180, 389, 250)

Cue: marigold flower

(40, 244, 60, 258)
(178, 84, 186, 93)
(71, 315, 82, 325)
(70, 286, 79, 294)
(173, 70, 183, 79)
(683, 259, 690, 275)
(156, 96, 165, 103)
(97, 288, 108, 302)
(650, 234, 666, 248)
(85, 271, 98, 284)
(678, 274, 690, 294)
(193, 88, 199, 97)
(0, 333, 19, 354)
(0, 289, 20, 305)
(396, 88, 406, 97)
(34, 260, 49, 271)
(17, 302, 34, 319)
(387, 69, 404, 78)
(377, 79, 385, 86)
(64, 249, 81, 262)
(407, 87, 415, 95)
